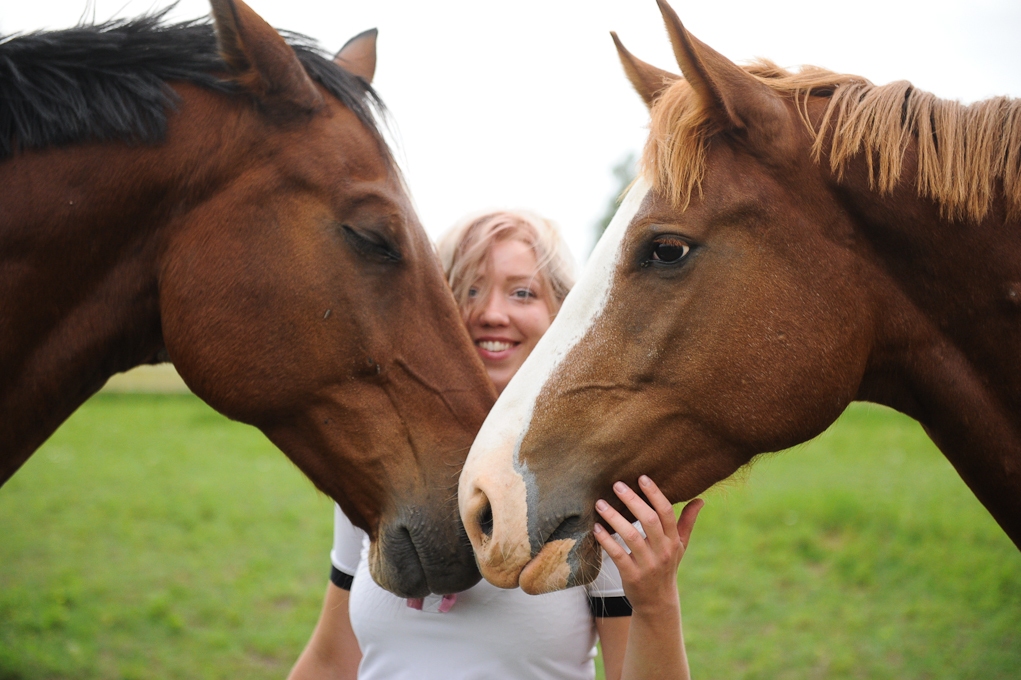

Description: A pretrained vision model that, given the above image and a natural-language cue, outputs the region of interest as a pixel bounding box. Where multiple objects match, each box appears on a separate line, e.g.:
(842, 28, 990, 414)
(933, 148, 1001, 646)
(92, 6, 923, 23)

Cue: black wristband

(589, 595, 633, 618)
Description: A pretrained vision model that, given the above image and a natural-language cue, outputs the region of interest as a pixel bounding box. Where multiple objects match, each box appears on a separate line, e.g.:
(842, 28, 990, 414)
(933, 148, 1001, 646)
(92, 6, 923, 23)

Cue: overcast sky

(4, 0, 1019, 265)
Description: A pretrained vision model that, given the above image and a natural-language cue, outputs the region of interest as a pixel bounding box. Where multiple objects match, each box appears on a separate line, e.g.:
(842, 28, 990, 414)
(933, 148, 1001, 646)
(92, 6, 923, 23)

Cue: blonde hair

(437, 210, 576, 318)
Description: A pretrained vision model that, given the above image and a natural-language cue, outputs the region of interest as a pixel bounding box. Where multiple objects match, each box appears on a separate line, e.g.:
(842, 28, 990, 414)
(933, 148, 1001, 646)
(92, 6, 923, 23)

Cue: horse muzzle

(369, 509, 481, 598)
(460, 456, 602, 594)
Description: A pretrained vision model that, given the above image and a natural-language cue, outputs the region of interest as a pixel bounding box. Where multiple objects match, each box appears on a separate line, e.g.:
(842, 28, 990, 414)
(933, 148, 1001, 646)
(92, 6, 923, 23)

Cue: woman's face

(465, 239, 553, 394)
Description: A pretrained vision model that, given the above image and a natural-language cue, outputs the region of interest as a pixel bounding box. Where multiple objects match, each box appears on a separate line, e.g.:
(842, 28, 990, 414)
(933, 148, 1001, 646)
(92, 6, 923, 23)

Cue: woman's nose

(476, 294, 509, 326)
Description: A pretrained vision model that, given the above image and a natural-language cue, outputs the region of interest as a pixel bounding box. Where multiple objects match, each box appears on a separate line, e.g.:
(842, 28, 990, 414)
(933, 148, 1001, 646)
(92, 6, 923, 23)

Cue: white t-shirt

(330, 504, 631, 680)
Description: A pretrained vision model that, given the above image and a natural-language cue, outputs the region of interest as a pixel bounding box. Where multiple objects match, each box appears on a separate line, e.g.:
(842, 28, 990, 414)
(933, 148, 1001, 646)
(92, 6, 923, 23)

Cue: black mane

(0, 9, 385, 159)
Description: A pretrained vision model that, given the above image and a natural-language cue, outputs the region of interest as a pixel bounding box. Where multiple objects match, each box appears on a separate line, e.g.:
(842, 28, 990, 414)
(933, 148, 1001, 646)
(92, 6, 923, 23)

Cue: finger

(595, 497, 646, 555)
(592, 521, 637, 579)
(612, 481, 665, 555)
(637, 475, 680, 541)
(676, 498, 704, 553)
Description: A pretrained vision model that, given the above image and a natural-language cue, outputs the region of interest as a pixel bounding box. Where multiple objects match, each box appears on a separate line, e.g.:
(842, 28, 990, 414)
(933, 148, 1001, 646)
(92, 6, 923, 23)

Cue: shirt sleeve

(330, 503, 366, 589)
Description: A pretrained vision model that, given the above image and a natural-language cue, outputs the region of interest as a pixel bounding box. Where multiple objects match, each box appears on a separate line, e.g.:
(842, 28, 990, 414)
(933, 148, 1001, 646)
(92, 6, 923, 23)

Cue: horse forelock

(0, 9, 389, 162)
(643, 59, 1021, 224)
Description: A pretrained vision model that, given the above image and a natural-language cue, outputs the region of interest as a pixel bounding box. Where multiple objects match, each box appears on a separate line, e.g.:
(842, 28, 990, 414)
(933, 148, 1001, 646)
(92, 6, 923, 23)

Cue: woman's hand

(593, 475, 702, 680)
(593, 475, 702, 610)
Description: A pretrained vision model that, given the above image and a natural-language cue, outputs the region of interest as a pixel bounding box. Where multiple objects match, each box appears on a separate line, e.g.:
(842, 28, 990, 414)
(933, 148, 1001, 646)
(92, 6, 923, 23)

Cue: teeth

(479, 340, 513, 352)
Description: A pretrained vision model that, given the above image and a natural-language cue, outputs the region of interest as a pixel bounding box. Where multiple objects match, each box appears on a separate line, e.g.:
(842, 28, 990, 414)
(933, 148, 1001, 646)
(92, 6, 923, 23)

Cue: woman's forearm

(288, 582, 361, 680)
(621, 600, 690, 680)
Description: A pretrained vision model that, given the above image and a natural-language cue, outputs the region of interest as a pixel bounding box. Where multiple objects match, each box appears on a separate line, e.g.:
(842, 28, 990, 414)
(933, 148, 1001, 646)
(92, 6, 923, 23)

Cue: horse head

(459, 0, 884, 594)
(157, 0, 495, 597)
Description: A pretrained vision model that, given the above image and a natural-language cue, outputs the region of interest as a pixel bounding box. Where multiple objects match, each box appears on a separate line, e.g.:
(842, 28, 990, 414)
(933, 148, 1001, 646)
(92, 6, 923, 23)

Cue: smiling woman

(439, 212, 576, 393)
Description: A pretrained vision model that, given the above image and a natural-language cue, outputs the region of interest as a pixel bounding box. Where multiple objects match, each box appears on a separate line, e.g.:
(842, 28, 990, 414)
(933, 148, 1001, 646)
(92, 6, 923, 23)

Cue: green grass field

(1, 395, 1018, 679)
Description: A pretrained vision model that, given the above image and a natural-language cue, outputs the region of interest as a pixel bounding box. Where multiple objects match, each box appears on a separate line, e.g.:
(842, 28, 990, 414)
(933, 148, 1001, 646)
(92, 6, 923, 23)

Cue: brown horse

(459, 0, 1021, 594)
(0, 0, 495, 598)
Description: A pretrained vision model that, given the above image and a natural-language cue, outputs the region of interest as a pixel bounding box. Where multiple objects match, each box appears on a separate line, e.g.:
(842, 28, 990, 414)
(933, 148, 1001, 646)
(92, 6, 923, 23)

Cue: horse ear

(611, 31, 679, 109)
(335, 29, 378, 84)
(655, 0, 786, 139)
(210, 0, 324, 114)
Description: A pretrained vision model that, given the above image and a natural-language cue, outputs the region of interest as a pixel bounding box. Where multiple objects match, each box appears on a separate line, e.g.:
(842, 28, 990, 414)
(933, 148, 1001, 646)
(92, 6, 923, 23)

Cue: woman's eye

(512, 289, 536, 300)
(650, 237, 690, 263)
(468, 287, 478, 298)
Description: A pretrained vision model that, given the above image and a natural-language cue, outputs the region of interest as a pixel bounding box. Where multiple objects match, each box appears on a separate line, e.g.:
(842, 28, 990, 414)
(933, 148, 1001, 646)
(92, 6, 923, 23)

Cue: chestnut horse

(0, 0, 494, 598)
(460, 0, 1021, 594)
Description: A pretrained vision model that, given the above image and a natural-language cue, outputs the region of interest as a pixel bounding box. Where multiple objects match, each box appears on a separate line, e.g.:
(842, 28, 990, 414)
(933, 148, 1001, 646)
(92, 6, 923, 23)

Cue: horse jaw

(459, 178, 651, 593)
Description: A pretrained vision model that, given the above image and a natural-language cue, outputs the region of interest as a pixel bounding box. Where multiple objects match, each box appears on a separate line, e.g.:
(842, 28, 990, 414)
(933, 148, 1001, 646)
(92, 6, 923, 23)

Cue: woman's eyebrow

(505, 274, 540, 284)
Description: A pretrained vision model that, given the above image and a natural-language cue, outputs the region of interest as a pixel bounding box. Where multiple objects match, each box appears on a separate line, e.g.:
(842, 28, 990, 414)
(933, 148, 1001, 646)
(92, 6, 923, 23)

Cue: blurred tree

(593, 152, 637, 247)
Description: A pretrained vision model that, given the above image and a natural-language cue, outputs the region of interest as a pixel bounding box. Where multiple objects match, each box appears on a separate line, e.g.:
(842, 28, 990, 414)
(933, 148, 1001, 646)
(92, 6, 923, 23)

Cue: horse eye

(650, 237, 690, 263)
(341, 225, 401, 263)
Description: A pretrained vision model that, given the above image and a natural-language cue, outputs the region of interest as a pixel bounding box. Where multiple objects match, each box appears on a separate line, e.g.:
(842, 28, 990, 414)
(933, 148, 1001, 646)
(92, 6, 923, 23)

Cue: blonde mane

(643, 60, 1021, 223)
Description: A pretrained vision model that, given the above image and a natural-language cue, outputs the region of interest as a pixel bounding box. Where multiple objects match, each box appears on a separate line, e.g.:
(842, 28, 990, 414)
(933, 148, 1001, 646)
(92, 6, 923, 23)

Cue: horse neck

(0, 85, 251, 482)
(833, 147, 1021, 548)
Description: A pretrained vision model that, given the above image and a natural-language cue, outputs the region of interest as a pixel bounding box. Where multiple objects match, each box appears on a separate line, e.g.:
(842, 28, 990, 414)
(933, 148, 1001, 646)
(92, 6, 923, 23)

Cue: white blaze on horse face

(459, 177, 651, 590)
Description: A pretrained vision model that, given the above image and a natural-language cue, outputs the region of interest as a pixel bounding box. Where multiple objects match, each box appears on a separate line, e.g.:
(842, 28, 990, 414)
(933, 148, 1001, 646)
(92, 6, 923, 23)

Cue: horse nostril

(548, 514, 583, 543)
(477, 502, 493, 538)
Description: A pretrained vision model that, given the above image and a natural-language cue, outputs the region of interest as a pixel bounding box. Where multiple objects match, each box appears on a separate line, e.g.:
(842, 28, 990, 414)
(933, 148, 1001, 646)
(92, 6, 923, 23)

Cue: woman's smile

(475, 337, 520, 359)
